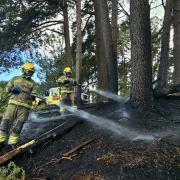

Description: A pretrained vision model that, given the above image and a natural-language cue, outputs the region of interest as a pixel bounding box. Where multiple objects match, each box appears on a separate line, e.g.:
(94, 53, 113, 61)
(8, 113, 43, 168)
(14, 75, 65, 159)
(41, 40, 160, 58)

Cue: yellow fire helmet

(22, 62, 35, 73)
(63, 66, 72, 75)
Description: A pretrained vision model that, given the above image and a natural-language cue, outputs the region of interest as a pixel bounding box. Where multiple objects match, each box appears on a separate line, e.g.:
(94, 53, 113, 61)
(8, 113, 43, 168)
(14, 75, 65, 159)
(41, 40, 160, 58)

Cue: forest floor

(1, 97, 180, 180)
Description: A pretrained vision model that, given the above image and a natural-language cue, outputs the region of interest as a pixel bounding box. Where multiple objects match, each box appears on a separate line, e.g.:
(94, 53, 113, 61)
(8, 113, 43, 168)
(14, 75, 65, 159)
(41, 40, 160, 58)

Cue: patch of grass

(0, 161, 25, 180)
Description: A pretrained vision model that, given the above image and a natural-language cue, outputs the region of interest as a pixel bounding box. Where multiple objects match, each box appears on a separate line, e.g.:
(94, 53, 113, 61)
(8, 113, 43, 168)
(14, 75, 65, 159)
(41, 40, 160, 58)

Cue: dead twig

(32, 138, 95, 176)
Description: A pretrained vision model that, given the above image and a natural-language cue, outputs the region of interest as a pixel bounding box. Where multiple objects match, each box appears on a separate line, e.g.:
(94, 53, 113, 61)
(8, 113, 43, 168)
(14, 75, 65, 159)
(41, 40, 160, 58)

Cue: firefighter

(0, 62, 37, 148)
(57, 67, 77, 113)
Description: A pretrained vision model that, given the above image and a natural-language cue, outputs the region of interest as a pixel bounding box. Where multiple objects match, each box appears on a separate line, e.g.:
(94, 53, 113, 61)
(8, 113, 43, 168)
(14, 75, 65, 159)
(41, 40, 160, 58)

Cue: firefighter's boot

(0, 118, 11, 148)
(8, 132, 19, 149)
(72, 105, 77, 112)
(60, 105, 65, 115)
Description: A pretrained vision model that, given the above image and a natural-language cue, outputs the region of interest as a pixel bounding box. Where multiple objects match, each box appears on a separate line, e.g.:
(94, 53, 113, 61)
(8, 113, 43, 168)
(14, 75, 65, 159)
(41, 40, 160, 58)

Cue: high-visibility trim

(0, 131, 7, 142)
(60, 90, 74, 93)
(9, 99, 32, 109)
(8, 133, 19, 145)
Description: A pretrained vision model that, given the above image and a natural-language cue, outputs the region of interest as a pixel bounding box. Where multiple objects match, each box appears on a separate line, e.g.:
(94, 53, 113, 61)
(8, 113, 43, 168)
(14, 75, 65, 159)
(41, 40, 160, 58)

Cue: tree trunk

(93, 0, 118, 99)
(63, 1, 72, 67)
(94, 0, 108, 101)
(111, 0, 118, 61)
(130, 0, 153, 108)
(76, 0, 82, 84)
(173, 0, 180, 84)
(157, 0, 172, 89)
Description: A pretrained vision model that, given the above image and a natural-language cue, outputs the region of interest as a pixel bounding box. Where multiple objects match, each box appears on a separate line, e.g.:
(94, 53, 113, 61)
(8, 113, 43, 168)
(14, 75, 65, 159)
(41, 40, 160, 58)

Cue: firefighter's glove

(31, 94, 36, 101)
(11, 86, 22, 95)
(57, 82, 62, 87)
(63, 80, 70, 85)
(69, 80, 77, 86)
(36, 99, 45, 106)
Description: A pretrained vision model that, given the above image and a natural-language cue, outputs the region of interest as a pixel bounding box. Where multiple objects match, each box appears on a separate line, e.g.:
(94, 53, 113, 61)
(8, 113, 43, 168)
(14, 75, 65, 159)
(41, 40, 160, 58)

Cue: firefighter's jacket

(57, 75, 76, 93)
(6, 76, 36, 109)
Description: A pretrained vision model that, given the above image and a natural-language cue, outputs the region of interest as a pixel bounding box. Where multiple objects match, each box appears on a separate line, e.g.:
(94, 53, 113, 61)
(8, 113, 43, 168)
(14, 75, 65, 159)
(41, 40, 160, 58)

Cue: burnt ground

(1, 97, 180, 180)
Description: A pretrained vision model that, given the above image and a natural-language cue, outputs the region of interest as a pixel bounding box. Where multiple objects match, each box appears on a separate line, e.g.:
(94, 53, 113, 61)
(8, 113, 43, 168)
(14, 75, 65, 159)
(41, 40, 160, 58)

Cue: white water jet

(28, 112, 39, 120)
(93, 89, 129, 103)
(63, 104, 155, 142)
(132, 135, 155, 141)
(28, 112, 72, 123)
(92, 90, 176, 140)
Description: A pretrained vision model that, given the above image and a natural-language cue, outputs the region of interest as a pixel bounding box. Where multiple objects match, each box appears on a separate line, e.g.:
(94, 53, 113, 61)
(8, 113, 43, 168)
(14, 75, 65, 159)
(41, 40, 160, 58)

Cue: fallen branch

(62, 139, 95, 157)
(0, 119, 78, 166)
(154, 84, 180, 97)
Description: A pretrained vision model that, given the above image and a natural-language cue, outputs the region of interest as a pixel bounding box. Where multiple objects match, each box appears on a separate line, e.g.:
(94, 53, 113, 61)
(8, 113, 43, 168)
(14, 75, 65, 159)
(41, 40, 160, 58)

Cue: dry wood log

(0, 119, 78, 166)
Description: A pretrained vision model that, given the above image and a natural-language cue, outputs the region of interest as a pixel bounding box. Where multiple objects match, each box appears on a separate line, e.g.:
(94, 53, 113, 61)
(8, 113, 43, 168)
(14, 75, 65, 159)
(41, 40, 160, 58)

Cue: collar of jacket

(22, 75, 32, 80)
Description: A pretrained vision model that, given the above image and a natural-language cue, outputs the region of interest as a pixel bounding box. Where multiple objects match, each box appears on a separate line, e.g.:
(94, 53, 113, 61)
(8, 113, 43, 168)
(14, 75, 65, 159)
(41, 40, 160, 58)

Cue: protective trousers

(60, 92, 76, 113)
(61, 92, 75, 106)
(0, 104, 29, 145)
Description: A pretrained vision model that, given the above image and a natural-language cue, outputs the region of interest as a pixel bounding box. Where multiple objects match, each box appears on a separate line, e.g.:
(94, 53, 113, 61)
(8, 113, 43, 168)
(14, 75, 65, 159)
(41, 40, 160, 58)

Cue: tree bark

(157, 0, 172, 89)
(94, 0, 108, 101)
(173, 0, 180, 84)
(111, 0, 118, 61)
(76, 0, 82, 84)
(63, 1, 72, 67)
(93, 0, 118, 99)
(130, 0, 153, 108)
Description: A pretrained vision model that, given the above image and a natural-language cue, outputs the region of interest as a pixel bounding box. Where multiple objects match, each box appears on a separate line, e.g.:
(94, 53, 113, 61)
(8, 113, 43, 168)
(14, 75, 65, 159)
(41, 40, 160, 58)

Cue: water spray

(92, 89, 129, 103)
(62, 104, 155, 142)
(28, 111, 73, 123)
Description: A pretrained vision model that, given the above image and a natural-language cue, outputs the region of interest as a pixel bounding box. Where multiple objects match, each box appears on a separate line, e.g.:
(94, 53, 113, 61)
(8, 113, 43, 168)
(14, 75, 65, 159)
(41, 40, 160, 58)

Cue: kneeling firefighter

(57, 67, 77, 113)
(0, 62, 37, 148)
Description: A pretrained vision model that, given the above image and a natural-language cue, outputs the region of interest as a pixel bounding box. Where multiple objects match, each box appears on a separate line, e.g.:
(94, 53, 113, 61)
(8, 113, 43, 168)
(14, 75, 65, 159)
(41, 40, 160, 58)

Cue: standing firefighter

(57, 67, 77, 113)
(0, 62, 36, 148)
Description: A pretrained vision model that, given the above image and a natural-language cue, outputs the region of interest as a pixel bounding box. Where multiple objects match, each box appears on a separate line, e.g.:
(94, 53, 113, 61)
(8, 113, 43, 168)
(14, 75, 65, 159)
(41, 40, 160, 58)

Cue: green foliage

(118, 62, 130, 96)
(0, 0, 62, 50)
(0, 0, 172, 97)
(0, 161, 25, 180)
(72, 3, 96, 86)
(151, 16, 162, 80)
(0, 0, 63, 71)
(117, 19, 130, 95)
(0, 81, 8, 112)
(33, 104, 59, 111)
(36, 56, 64, 90)
(117, 20, 130, 56)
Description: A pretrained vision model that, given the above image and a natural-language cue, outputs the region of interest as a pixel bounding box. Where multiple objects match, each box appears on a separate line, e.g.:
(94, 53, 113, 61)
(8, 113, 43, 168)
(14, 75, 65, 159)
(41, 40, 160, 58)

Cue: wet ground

(1, 97, 180, 179)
